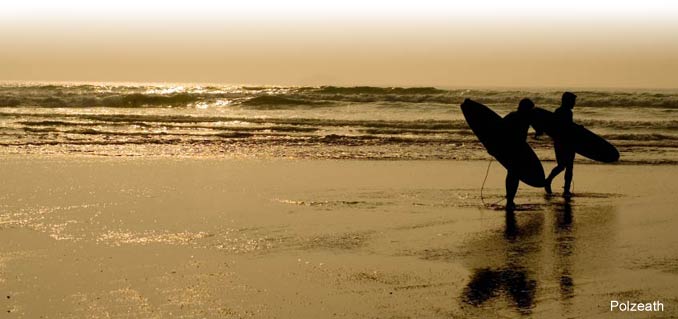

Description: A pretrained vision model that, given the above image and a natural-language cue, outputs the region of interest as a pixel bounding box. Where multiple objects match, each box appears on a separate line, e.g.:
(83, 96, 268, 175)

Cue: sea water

(0, 83, 676, 163)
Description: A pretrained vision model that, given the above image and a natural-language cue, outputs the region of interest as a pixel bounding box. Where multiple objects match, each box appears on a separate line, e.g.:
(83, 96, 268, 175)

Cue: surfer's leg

(506, 172, 519, 208)
(546, 143, 567, 194)
(563, 151, 575, 196)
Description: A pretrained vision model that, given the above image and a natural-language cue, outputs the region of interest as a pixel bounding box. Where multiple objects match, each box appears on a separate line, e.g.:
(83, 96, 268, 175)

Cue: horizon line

(1, 79, 676, 91)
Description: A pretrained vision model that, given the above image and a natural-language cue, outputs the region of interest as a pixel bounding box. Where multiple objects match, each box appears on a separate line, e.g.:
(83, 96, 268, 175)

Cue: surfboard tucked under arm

(460, 99, 546, 187)
(532, 108, 620, 163)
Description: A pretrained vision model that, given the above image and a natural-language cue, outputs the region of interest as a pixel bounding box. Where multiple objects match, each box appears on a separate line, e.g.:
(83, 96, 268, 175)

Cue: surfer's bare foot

(544, 181, 552, 195)
(563, 191, 573, 198)
(506, 201, 516, 211)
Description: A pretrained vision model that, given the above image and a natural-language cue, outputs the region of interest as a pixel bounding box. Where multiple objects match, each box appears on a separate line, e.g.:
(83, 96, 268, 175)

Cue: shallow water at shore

(1, 83, 677, 164)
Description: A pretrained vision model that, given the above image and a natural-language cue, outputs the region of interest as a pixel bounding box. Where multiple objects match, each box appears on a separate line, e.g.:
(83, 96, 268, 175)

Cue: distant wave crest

(2, 84, 678, 108)
(241, 95, 329, 108)
(0, 92, 202, 108)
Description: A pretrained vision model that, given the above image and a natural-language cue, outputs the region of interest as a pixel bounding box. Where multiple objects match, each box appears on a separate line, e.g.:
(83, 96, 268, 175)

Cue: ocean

(1, 83, 676, 164)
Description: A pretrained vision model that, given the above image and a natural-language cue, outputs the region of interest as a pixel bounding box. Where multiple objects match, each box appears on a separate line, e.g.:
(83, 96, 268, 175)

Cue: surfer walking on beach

(544, 92, 577, 197)
(503, 98, 537, 210)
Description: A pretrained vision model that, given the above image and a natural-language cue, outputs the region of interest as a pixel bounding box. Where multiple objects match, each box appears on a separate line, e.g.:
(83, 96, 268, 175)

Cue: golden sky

(1, 1, 677, 88)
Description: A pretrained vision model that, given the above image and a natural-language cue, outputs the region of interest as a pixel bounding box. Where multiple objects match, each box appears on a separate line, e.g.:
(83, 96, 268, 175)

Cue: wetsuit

(503, 110, 532, 205)
(546, 106, 575, 193)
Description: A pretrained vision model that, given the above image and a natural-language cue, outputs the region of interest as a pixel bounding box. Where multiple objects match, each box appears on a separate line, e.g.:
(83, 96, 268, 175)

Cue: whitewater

(0, 83, 676, 163)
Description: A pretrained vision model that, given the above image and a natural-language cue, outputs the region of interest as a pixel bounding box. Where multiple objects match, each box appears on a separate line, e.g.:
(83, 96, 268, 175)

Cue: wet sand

(1, 157, 677, 318)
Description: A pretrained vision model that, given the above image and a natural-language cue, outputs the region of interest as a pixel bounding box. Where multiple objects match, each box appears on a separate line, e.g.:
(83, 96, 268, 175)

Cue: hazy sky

(1, 1, 677, 88)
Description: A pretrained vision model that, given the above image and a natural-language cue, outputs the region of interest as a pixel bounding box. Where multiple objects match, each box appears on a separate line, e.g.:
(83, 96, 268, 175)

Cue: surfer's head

(518, 98, 535, 113)
(562, 92, 577, 109)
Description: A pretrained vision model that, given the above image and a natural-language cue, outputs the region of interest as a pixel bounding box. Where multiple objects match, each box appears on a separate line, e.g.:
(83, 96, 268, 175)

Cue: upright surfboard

(461, 99, 546, 187)
(532, 108, 620, 163)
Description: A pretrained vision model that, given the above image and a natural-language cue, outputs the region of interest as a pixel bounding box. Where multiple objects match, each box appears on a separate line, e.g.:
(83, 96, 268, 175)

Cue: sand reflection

(461, 199, 616, 316)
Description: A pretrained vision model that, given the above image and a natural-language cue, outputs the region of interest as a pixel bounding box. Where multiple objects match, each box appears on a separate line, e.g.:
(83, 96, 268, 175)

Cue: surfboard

(461, 99, 546, 187)
(532, 108, 620, 163)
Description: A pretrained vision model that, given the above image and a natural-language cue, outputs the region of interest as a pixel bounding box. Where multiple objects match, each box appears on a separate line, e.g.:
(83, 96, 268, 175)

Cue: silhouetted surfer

(504, 98, 536, 210)
(543, 92, 577, 197)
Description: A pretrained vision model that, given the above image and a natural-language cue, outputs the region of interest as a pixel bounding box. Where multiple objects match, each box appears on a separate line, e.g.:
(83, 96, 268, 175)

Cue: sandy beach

(1, 156, 677, 318)
(3, 0, 678, 317)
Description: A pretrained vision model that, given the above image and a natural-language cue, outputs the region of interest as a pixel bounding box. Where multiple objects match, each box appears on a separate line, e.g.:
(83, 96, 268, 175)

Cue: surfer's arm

(530, 117, 544, 139)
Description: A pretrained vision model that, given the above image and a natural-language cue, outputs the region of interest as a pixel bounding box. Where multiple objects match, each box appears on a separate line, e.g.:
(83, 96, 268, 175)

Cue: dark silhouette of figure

(463, 267, 537, 315)
(461, 210, 540, 315)
(543, 92, 577, 197)
(503, 98, 536, 210)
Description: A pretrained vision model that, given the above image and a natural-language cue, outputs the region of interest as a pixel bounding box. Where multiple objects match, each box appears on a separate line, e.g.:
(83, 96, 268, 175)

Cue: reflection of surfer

(543, 92, 577, 197)
(504, 98, 536, 210)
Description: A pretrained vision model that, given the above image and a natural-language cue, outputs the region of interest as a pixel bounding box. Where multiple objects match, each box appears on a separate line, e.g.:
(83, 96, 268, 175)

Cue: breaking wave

(0, 83, 676, 162)
(240, 95, 330, 108)
(1, 84, 678, 108)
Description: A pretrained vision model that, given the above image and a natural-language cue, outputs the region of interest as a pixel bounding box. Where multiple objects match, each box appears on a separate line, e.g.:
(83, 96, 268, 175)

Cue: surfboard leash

(480, 159, 492, 206)
(480, 159, 507, 208)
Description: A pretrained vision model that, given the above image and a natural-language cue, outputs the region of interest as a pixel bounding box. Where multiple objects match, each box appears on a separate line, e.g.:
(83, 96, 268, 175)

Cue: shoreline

(0, 152, 674, 165)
